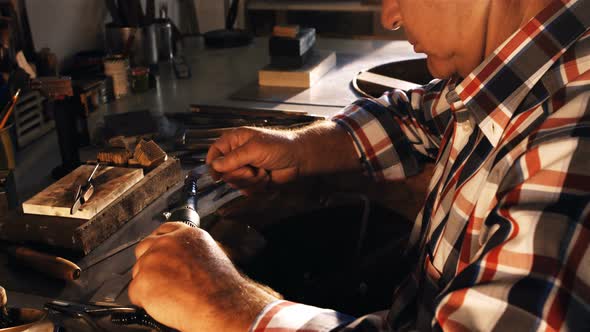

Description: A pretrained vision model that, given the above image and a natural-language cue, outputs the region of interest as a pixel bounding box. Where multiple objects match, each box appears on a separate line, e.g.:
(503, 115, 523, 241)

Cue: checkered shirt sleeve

(331, 79, 453, 181)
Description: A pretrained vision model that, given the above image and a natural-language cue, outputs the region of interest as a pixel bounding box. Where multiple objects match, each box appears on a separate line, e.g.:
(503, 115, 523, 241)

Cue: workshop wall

(24, 0, 229, 68)
(25, 0, 108, 67)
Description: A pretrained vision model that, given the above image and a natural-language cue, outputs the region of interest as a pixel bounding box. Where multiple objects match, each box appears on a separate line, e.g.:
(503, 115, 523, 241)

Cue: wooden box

(0, 158, 183, 255)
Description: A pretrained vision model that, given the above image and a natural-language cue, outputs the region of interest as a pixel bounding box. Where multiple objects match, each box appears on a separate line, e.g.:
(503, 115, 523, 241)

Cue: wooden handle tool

(6, 246, 81, 281)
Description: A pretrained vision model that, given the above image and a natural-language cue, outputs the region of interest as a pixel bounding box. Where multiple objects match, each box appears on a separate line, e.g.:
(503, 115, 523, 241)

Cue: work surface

(2, 36, 423, 328)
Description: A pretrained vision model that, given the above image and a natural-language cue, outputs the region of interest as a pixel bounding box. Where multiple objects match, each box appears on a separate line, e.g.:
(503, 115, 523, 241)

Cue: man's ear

(381, 0, 402, 30)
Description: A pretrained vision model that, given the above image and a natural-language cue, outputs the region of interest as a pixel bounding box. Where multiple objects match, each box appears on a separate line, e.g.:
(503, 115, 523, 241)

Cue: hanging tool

(70, 163, 100, 215)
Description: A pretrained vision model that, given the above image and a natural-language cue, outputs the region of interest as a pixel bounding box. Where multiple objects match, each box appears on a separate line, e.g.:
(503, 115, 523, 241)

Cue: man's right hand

(206, 126, 302, 192)
(206, 121, 361, 193)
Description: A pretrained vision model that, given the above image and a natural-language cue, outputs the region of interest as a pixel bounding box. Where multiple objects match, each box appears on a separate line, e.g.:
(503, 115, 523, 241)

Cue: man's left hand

(129, 222, 277, 332)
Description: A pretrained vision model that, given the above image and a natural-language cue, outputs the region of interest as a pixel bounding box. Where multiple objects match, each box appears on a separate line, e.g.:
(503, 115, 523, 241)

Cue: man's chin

(426, 57, 455, 79)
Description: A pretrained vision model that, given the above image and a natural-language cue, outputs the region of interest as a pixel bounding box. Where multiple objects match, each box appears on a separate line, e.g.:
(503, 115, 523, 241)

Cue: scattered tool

(45, 300, 177, 332)
(70, 163, 100, 215)
(0, 286, 13, 328)
(45, 300, 106, 332)
(0, 89, 21, 129)
(4, 245, 81, 281)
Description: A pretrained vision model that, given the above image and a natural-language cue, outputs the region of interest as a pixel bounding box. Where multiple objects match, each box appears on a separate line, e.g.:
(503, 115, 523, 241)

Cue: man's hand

(206, 121, 361, 193)
(206, 126, 301, 193)
(129, 223, 278, 332)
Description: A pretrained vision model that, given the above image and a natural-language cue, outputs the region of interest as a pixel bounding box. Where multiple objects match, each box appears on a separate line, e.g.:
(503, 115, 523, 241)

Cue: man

(129, 0, 590, 331)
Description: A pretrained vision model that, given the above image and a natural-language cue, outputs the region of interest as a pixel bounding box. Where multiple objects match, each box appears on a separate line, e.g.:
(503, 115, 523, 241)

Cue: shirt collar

(451, 0, 590, 147)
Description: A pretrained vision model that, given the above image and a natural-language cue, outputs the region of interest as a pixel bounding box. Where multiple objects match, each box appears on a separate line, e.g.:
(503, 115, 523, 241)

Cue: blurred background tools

(203, 0, 252, 48)
(105, 0, 183, 67)
(0, 286, 54, 332)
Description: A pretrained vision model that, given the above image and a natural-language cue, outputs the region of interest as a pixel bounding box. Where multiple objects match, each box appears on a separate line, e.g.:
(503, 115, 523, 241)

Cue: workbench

(1, 37, 425, 330)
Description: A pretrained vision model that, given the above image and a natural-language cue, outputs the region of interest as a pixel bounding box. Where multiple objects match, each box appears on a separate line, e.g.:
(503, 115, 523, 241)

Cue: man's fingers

(206, 144, 224, 166)
(151, 222, 186, 236)
(222, 167, 270, 192)
(127, 277, 143, 307)
(135, 235, 157, 259)
(211, 142, 260, 173)
(221, 166, 255, 183)
(206, 128, 257, 164)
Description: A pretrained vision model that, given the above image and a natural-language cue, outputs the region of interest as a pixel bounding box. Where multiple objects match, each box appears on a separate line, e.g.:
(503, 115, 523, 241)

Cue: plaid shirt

(250, 0, 590, 331)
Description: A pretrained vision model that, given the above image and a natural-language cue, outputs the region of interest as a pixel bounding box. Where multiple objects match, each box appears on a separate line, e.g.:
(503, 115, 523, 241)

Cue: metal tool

(45, 300, 104, 332)
(70, 163, 100, 215)
(45, 300, 177, 332)
(163, 165, 242, 223)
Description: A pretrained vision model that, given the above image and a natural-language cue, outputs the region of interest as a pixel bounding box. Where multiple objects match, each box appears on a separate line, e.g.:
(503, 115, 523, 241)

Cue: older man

(129, 0, 590, 331)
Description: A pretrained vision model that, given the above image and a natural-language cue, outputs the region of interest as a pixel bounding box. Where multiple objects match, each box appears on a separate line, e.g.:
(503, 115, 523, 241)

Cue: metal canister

(103, 55, 130, 99)
(105, 24, 158, 66)
(155, 19, 174, 60)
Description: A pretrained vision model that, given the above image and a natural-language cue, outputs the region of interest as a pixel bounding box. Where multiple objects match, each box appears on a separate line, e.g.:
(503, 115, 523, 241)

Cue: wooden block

(259, 51, 336, 88)
(269, 28, 316, 57)
(134, 139, 167, 168)
(272, 25, 300, 38)
(107, 135, 134, 151)
(0, 158, 183, 254)
(22, 165, 144, 220)
(97, 148, 131, 165)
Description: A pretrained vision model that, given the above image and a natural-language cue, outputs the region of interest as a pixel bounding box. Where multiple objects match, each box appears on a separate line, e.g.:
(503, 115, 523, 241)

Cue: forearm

(294, 120, 361, 176)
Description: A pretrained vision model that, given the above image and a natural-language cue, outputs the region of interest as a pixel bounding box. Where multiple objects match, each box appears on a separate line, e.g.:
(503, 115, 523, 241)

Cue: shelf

(247, 0, 381, 13)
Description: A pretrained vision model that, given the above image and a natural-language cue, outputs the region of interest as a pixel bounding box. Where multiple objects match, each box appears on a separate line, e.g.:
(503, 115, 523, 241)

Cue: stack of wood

(97, 136, 167, 169)
(259, 25, 336, 88)
(97, 136, 134, 165)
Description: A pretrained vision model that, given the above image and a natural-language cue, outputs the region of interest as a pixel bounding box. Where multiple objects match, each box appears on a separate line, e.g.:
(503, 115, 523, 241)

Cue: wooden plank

(22, 165, 144, 220)
(73, 158, 182, 254)
(259, 51, 336, 88)
(0, 158, 183, 254)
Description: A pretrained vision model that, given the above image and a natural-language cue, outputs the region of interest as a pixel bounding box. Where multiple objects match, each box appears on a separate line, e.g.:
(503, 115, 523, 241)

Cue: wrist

(295, 121, 361, 176)
(224, 283, 278, 332)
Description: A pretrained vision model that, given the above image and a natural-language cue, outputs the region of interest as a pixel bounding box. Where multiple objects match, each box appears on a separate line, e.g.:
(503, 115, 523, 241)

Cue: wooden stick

(6, 246, 81, 281)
